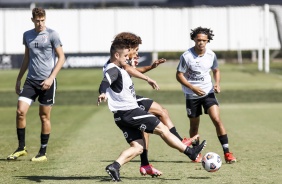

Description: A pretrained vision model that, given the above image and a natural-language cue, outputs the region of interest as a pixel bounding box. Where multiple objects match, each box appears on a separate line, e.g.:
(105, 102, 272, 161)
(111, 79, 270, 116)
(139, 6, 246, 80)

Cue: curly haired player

(176, 27, 236, 164)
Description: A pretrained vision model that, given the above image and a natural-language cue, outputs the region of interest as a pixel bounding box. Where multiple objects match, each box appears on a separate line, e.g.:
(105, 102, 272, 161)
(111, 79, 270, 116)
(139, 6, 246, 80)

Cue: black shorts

(136, 95, 153, 112)
(19, 78, 57, 105)
(114, 108, 160, 143)
(186, 93, 219, 118)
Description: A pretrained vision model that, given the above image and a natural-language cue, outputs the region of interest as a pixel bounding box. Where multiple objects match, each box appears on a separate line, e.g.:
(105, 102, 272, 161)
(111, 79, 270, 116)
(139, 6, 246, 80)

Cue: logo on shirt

(41, 35, 48, 43)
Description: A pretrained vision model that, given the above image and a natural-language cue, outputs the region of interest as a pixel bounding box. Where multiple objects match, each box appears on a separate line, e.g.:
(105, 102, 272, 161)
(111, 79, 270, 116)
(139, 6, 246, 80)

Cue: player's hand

(151, 58, 166, 69)
(146, 77, 160, 90)
(15, 80, 21, 95)
(40, 78, 53, 90)
(192, 86, 206, 96)
(132, 56, 140, 67)
(97, 93, 107, 106)
(214, 84, 220, 93)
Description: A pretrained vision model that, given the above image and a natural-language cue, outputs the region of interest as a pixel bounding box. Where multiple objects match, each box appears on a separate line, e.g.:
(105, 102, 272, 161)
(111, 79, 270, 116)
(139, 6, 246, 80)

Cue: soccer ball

(201, 152, 222, 172)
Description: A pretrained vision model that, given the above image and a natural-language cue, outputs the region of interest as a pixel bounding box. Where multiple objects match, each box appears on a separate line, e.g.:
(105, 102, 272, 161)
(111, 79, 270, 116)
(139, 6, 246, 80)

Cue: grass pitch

(0, 63, 282, 183)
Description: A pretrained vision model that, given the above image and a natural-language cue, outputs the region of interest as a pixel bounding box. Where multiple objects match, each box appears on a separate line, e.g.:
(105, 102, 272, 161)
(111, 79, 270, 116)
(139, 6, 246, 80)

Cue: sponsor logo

(139, 105, 145, 111)
(186, 108, 191, 115)
(47, 99, 53, 102)
(123, 132, 128, 138)
(139, 124, 147, 132)
(41, 35, 48, 43)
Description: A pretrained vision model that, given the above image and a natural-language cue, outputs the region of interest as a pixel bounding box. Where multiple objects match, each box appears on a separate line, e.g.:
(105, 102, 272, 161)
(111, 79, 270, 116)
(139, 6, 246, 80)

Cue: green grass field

(0, 63, 282, 184)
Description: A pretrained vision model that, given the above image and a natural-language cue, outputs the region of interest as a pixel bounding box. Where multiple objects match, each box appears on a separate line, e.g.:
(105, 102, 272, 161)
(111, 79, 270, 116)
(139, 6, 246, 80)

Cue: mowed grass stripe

(0, 89, 282, 107)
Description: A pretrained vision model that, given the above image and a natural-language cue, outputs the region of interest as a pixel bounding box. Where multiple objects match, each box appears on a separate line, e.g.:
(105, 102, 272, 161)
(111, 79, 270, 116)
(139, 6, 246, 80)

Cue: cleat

(105, 164, 121, 182)
(140, 164, 162, 177)
(225, 152, 236, 164)
(192, 153, 202, 163)
(7, 147, 28, 160)
(188, 140, 206, 161)
(182, 134, 200, 146)
(30, 153, 47, 162)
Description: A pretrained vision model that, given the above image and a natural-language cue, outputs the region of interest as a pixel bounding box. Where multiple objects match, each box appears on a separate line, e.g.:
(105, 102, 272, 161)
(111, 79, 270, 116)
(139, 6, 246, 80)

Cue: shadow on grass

(15, 175, 180, 182)
(102, 160, 192, 164)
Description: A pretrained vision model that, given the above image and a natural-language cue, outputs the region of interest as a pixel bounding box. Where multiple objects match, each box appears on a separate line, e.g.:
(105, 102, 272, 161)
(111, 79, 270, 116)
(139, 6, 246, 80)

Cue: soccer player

(113, 32, 199, 177)
(176, 27, 236, 163)
(7, 7, 65, 162)
(97, 37, 206, 182)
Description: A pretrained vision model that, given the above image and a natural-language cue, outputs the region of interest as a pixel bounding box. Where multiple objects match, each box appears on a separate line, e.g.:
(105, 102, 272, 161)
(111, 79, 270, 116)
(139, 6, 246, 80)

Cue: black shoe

(189, 140, 207, 161)
(105, 164, 121, 182)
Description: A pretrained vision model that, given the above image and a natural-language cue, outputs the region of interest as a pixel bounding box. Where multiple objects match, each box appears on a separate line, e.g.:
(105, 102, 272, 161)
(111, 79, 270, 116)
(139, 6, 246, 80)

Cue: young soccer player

(97, 36, 206, 182)
(176, 27, 236, 163)
(7, 7, 65, 162)
(113, 32, 199, 177)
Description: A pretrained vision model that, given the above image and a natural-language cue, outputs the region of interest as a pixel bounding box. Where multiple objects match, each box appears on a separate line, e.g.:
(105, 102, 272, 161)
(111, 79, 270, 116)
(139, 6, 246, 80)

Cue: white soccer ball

(201, 152, 222, 172)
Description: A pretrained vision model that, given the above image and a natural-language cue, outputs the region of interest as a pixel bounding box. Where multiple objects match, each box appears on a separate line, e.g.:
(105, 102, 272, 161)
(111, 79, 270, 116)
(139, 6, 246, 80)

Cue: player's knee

(16, 109, 26, 119)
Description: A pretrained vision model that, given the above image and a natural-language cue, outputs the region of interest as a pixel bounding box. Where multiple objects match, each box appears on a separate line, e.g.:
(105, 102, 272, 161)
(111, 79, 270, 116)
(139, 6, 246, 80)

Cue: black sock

(192, 139, 199, 147)
(17, 128, 25, 149)
(39, 134, 50, 155)
(218, 134, 229, 154)
(113, 161, 121, 170)
(169, 127, 183, 141)
(183, 146, 193, 157)
(140, 149, 149, 166)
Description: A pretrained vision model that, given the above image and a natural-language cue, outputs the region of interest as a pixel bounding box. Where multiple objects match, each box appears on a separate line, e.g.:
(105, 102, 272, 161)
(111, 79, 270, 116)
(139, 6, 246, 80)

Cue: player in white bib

(98, 36, 206, 182)
(176, 27, 236, 164)
(113, 32, 199, 177)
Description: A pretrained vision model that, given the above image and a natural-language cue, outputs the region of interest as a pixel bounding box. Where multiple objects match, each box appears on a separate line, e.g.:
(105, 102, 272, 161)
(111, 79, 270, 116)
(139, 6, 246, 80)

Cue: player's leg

(204, 93, 236, 164)
(7, 79, 36, 160)
(31, 79, 55, 162)
(106, 116, 145, 182)
(30, 104, 52, 162)
(136, 96, 162, 176)
(149, 101, 183, 140)
(186, 97, 203, 162)
(7, 100, 31, 160)
(153, 122, 206, 161)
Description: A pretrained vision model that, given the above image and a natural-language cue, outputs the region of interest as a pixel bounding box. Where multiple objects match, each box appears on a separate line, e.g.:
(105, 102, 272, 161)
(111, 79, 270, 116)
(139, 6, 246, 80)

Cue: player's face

(128, 46, 139, 60)
(32, 16, 46, 32)
(117, 48, 129, 67)
(194, 33, 209, 52)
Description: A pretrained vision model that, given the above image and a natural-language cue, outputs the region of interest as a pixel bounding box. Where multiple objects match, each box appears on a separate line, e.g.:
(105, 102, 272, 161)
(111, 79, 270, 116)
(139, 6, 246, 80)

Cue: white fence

(0, 6, 280, 54)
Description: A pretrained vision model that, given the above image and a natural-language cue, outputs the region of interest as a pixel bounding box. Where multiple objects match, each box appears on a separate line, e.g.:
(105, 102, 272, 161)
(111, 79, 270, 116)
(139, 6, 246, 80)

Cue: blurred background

(0, 0, 282, 73)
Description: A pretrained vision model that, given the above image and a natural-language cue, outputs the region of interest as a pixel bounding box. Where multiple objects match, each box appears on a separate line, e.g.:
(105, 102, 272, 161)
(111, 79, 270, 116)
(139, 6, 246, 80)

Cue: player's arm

(176, 71, 205, 96)
(123, 64, 159, 90)
(212, 68, 221, 93)
(136, 58, 166, 73)
(176, 56, 205, 96)
(41, 46, 65, 90)
(97, 68, 119, 105)
(15, 46, 30, 95)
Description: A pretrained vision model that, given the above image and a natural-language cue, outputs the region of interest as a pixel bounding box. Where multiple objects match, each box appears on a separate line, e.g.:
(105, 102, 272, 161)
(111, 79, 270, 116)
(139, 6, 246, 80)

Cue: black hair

(190, 27, 214, 42)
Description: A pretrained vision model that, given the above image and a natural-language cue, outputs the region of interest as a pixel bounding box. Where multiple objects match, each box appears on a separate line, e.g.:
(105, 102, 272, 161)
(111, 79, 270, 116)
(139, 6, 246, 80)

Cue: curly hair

(113, 32, 142, 48)
(190, 27, 214, 42)
(32, 7, 46, 18)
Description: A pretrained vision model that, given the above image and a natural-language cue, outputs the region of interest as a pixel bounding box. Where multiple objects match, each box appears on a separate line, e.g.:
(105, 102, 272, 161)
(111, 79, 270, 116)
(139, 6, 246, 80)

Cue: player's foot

(105, 164, 121, 182)
(30, 153, 47, 162)
(192, 153, 202, 163)
(182, 134, 200, 146)
(224, 152, 236, 164)
(188, 140, 206, 161)
(7, 147, 28, 160)
(140, 164, 162, 177)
